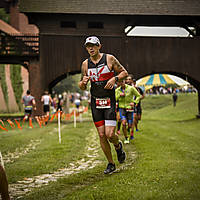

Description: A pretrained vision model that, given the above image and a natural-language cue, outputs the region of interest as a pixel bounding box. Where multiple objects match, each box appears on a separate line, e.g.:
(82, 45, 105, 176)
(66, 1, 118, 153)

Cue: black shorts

(25, 109, 32, 115)
(134, 105, 142, 115)
(43, 105, 50, 113)
(119, 108, 134, 125)
(91, 96, 116, 127)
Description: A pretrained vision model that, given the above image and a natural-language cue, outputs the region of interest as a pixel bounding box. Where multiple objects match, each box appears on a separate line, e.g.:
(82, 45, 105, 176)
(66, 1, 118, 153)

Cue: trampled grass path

(8, 125, 137, 199)
(3, 139, 41, 164)
(9, 126, 101, 199)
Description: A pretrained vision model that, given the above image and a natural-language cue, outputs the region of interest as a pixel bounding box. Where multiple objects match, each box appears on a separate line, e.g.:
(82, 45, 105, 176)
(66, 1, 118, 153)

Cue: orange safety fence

(0, 119, 5, 127)
(65, 113, 71, 120)
(0, 125, 8, 131)
(0, 106, 88, 132)
(35, 116, 42, 128)
(29, 118, 33, 128)
(84, 107, 88, 112)
(14, 119, 22, 130)
(7, 119, 15, 129)
(22, 116, 27, 127)
(50, 113, 56, 122)
(75, 111, 80, 117)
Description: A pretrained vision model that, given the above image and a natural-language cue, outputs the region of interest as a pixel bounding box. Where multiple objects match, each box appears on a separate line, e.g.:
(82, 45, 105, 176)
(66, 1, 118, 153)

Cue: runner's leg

(115, 110, 121, 134)
(119, 108, 128, 140)
(122, 119, 128, 139)
(134, 114, 138, 130)
(96, 125, 115, 164)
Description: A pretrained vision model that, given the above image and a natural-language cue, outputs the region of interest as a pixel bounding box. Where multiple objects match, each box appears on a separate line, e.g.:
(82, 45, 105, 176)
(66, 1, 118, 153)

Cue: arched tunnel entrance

(40, 71, 200, 119)
(135, 72, 200, 117)
(45, 73, 85, 115)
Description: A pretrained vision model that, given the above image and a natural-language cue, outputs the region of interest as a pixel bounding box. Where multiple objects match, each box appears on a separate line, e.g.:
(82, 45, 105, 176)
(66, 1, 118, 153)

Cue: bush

(10, 64, 23, 111)
(0, 64, 9, 111)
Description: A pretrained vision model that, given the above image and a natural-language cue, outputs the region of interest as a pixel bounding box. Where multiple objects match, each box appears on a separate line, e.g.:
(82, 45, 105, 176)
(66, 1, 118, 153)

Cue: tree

(0, 8, 10, 23)
(53, 74, 83, 94)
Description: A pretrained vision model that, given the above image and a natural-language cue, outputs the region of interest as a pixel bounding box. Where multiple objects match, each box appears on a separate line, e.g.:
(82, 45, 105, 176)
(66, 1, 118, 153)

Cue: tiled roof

(0, 19, 20, 34)
(19, 0, 200, 16)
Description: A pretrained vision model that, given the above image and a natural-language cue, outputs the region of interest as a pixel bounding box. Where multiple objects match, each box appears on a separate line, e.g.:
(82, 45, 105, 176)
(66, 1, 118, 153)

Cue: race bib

(126, 108, 134, 112)
(96, 98, 111, 109)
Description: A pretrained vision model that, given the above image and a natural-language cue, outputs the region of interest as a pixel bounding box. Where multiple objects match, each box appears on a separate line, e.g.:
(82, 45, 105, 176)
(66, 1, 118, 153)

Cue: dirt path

(7, 126, 137, 199)
(3, 140, 41, 164)
(9, 126, 101, 199)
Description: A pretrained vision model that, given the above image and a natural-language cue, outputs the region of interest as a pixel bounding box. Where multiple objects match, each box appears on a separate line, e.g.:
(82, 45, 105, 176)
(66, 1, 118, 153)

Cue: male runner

(116, 79, 141, 143)
(125, 75, 136, 139)
(132, 79, 145, 132)
(22, 90, 36, 123)
(79, 36, 128, 174)
(41, 91, 52, 117)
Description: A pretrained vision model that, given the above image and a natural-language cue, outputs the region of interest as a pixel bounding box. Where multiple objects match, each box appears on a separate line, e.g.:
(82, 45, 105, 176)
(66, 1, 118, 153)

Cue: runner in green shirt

(115, 80, 141, 143)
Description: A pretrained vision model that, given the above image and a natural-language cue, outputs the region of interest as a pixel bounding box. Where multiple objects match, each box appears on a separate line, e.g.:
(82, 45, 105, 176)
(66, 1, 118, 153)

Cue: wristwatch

(115, 76, 119, 82)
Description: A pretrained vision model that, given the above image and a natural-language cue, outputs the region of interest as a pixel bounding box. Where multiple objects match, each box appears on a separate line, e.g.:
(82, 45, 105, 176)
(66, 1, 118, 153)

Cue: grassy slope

(1, 93, 200, 200)
(1, 121, 94, 183)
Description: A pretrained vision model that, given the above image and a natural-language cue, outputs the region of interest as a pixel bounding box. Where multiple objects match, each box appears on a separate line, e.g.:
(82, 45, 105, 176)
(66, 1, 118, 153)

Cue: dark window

(60, 21, 76, 28)
(88, 22, 104, 29)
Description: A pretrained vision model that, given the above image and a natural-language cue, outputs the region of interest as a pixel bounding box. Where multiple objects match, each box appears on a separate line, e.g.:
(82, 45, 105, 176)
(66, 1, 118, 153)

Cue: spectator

(172, 90, 178, 107)
(0, 165, 10, 200)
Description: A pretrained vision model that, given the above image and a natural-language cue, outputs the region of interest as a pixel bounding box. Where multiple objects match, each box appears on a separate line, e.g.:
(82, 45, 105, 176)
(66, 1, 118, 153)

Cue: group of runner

(22, 90, 65, 124)
(115, 75, 145, 144)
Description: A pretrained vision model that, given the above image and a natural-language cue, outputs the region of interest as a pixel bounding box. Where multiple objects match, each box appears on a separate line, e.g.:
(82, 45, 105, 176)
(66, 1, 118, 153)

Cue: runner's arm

(132, 87, 142, 104)
(104, 55, 128, 89)
(111, 55, 128, 80)
(79, 60, 90, 90)
(139, 88, 145, 100)
(32, 99, 36, 110)
(49, 96, 53, 104)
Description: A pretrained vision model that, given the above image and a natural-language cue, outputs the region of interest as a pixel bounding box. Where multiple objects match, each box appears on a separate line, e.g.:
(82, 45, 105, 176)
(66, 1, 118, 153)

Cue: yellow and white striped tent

(137, 74, 176, 91)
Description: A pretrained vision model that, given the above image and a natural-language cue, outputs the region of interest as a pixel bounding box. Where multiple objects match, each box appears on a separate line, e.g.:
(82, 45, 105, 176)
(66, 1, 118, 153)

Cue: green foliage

(0, 64, 8, 110)
(53, 74, 84, 94)
(0, 8, 10, 23)
(10, 64, 23, 111)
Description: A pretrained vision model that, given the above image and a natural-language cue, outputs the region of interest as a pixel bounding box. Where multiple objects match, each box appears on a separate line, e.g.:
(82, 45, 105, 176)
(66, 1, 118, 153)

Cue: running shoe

(116, 141, 126, 163)
(130, 135, 134, 140)
(124, 138, 130, 144)
(104, 163, 116, 174)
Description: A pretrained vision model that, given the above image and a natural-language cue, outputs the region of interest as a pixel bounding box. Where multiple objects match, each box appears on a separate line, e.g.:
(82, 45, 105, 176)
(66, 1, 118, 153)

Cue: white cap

(84, 36, 100, 46)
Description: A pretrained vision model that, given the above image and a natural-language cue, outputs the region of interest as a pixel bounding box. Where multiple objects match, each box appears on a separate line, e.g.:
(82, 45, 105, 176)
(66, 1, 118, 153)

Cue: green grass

(0, 113, 24, 117)
(1, 121, 94, 183)
(0, 93, 200, 200)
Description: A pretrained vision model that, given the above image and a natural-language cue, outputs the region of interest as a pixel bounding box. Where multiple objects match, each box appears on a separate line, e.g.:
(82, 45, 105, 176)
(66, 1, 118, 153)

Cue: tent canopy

(137, 74, 175, 86)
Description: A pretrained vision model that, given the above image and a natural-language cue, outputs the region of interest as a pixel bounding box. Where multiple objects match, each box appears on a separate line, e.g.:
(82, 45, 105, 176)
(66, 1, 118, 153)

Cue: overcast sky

(126, 26, 190, 37)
